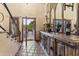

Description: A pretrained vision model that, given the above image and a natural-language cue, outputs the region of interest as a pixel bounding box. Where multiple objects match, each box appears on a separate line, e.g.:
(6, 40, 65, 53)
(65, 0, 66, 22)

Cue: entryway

(22, 17, 36, 42)
(15, 17, 46, 56)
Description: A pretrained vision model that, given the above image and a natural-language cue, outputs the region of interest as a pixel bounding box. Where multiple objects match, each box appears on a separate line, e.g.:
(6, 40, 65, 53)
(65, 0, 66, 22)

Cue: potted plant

(46, 23, 51, 32)
(56, 22, 62, 32)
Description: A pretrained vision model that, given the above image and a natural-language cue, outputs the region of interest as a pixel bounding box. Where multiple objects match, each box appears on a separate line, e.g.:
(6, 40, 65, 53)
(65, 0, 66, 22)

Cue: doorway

(22, 17, 36, 42)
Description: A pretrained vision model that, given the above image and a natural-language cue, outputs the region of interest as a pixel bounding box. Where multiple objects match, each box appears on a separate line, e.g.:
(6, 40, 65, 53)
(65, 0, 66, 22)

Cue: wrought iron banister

(0, 25, 10, 35)
(2, 3, 20, 35)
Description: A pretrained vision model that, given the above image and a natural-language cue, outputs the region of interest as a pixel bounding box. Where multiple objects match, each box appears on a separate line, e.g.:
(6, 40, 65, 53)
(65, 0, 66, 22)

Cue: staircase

(0, 33, 21, 56)
(0, 3, 21, 56)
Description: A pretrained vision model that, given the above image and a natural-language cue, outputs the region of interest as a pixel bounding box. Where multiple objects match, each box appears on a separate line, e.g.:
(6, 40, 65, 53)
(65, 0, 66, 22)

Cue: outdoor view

(23, 18, 35, 41)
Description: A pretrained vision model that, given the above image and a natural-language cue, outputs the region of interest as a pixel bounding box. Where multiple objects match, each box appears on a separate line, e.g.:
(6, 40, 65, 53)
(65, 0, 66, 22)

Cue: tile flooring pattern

(16, 41, 46, 56)
(23, 31, 34, 41)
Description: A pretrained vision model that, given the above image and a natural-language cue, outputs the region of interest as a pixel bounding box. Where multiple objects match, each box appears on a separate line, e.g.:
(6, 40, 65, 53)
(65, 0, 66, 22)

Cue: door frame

(22, 17, 36, 42)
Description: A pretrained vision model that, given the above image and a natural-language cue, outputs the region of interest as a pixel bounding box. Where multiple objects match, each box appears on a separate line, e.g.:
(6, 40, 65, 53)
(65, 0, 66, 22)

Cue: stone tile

(22, 53, 28, 56)
(27, 53, 33, 56)
(29, 51, 35, 53)
(16, 41, 46, 56)
(32, 53, 39, 56)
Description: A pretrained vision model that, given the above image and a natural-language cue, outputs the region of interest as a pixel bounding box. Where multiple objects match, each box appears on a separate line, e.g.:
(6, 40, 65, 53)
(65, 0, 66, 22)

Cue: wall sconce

(64, 3, 74, 11)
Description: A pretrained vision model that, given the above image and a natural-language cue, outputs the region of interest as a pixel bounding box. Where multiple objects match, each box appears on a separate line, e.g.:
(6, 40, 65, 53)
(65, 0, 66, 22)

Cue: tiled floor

(23, 31, 34, 41)
(16, 41, 46, 56)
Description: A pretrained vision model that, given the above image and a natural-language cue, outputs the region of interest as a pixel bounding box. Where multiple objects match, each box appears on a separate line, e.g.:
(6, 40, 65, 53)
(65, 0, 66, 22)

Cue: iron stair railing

(2, 3, 20, 36)
(0, 25, 10, 35)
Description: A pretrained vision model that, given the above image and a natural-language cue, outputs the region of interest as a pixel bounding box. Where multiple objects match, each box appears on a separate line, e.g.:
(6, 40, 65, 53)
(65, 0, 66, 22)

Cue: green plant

(56, 23, 62, 32)
(46, 23, 51, 28)
(27, 21, 35, 31)
(46, 23, 51, 32)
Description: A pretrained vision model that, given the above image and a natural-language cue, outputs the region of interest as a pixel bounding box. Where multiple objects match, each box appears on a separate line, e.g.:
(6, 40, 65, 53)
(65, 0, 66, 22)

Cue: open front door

(22, 17, 36, 44)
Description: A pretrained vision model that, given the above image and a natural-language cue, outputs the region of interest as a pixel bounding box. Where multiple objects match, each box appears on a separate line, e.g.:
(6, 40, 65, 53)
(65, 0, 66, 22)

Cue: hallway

(16, 41, 47, 56)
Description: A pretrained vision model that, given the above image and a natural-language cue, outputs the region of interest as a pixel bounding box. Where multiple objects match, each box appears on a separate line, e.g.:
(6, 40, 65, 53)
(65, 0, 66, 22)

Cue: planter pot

(47, 29, 51, 32)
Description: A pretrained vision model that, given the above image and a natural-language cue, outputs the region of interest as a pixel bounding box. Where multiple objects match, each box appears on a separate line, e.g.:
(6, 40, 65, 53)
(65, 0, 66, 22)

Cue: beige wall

(64, 4, 77, 30)
(6, 3, 46, 40)
(51, 3, 77, 30)
(0, 4, 9, 32)
(56, 4, 62, 19)
(0, 3, 77, 41)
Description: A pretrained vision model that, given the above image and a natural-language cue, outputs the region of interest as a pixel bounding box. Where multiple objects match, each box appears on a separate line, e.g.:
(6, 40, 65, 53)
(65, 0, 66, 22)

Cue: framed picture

(53, 19, 63, 33)
(53, 19, 71, 33)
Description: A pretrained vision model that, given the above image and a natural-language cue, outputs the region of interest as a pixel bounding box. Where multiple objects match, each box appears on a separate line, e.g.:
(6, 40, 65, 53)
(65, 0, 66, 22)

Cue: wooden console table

(40, 31, 79, 56)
